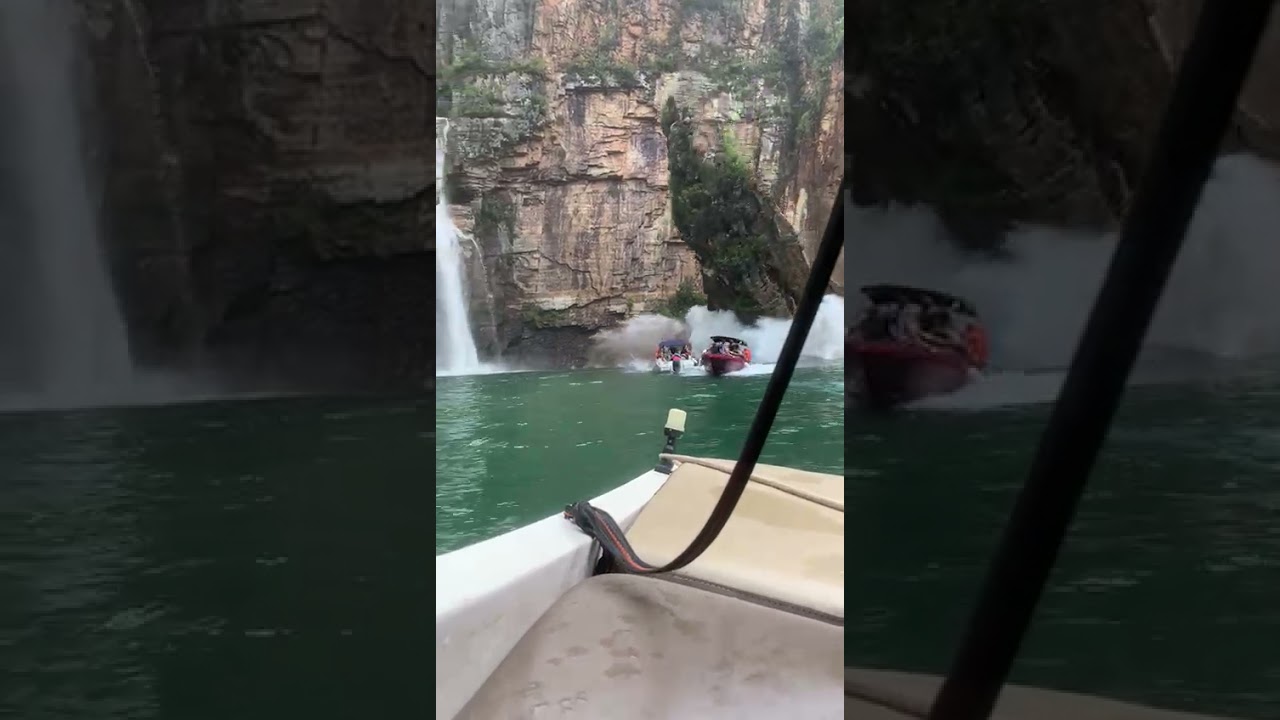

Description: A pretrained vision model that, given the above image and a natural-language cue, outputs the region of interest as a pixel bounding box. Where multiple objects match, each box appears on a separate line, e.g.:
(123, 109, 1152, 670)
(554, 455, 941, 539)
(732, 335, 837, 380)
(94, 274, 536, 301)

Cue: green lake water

(435, 365, 845, 554)
(0, 395, 431, 719)
(2, 367, 1279, 718)
(846, 373, 1280, 719)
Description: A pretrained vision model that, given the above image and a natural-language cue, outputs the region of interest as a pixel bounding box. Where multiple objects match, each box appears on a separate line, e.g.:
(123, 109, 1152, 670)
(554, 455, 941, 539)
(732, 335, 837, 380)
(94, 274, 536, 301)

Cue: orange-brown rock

(440, 0, 845, 365)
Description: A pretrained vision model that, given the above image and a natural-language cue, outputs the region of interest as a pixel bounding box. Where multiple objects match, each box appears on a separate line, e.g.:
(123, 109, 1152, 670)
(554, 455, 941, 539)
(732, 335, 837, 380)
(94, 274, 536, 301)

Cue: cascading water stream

(436, 119, 484, 375)
(0, 0, 133, 402)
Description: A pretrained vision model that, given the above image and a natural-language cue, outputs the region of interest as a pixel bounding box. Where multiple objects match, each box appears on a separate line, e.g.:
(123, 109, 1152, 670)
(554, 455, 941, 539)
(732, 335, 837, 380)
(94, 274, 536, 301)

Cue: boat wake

(908, 370, 1065, 411)
(599, 295, 846, 374)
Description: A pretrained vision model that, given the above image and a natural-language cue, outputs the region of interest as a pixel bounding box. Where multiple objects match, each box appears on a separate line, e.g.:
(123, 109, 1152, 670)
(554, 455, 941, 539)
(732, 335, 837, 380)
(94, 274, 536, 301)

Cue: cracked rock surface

(440, 0, 845, 367)
(80, 0, 433, 388)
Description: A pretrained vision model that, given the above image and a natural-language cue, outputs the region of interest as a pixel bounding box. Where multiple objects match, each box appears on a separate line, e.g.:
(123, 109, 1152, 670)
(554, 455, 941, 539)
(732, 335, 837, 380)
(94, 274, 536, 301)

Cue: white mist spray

(847, 154, 1280, 370)
(845, 153, 1280, 408)
(593, 295, 846, 372)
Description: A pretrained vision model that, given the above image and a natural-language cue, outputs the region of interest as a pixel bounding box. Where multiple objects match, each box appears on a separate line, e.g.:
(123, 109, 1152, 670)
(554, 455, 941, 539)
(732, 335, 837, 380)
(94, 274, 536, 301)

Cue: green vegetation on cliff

(452, 85, 505, 118)
(657, 280, 708, 319)
(437, 42, 550, 120)
(440, 47, 548, 84)
(563, 18, 644, 86)
(520, 304, 567, 329)
(646, 0, 843, 163)
(661, 98, 804, 318)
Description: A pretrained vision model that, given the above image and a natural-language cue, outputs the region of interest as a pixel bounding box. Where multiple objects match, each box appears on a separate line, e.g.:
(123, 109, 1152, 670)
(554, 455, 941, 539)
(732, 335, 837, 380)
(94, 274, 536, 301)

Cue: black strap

(564, 174, 848, 575)
(563, 501, 659, 573)
(928, 3, 1276, 719)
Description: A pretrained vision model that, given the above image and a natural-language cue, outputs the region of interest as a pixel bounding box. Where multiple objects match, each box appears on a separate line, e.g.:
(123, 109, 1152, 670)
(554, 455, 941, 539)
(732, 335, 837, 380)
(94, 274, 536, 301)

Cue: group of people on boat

(655, 341, 695, 363)
(653, 336, 752, 375)
(847, 284, 991, 409)
(854, 287, 988, 370)
(707, 338, 749, 360)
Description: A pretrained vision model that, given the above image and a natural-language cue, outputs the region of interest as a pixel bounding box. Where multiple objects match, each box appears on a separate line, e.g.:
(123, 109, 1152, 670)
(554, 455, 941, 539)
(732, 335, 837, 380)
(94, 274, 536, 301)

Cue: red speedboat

(701, 335, 752, 377)
(848, 285, 989, 410)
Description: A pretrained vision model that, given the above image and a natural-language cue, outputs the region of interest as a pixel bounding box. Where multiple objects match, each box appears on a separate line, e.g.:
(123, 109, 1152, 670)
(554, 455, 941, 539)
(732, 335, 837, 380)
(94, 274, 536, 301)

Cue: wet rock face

(846, 0, 1171, 249)
(1148, 0, 1280, 158)
(845, 0, 1280, 250)
(80, 0, 433, 388)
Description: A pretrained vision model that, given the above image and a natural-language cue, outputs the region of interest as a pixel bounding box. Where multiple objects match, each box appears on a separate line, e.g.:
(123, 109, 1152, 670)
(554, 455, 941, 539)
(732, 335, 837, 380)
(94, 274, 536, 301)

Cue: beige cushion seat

(457, 574, 844, 719)
(625, 456, 845, 621)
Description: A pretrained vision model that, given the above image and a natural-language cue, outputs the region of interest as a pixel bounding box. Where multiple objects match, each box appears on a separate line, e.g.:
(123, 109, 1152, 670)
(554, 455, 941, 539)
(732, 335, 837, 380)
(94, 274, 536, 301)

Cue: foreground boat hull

(444, 455, 847, 719)
(848, 340, 973, 409)
(702, 353, 747, 376)
(435, 471, 669, 719)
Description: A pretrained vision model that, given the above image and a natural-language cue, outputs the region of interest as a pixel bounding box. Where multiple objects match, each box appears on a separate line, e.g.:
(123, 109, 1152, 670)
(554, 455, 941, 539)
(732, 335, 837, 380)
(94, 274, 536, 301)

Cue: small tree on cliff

(660, 97, 806, 319)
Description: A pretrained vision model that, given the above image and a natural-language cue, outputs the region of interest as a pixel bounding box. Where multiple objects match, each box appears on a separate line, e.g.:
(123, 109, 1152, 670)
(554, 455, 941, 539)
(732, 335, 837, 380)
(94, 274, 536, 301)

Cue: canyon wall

(438, 0, 845, 366)
(846, 0, 1280, 250)
(56, 0, 1280, 382)
(78, 0, 433, 387)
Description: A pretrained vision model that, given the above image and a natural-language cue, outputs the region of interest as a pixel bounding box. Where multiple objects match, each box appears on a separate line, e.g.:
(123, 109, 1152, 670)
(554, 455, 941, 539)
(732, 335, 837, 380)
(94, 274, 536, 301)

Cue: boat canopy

(709, 335, 747, 346)
(657, 339, 688, 349)
(859, 283, 978, 316)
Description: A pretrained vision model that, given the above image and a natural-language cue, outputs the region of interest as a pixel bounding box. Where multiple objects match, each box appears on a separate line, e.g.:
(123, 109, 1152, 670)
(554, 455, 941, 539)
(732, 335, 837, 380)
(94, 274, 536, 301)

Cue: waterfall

(436, 119, 483, 375)
(0, 0, 133, 401)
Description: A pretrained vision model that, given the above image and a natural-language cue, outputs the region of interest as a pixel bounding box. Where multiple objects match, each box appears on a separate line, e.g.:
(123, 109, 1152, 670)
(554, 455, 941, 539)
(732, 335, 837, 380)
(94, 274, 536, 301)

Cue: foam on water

(598, 295, 846, 376)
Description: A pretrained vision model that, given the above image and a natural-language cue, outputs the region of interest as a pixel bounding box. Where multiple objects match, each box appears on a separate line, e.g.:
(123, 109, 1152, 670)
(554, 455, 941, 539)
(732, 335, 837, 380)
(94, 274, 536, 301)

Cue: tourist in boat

(894, 303, 922, 343)
(864, 303, 896, 340)
(917, 303, 963, 352)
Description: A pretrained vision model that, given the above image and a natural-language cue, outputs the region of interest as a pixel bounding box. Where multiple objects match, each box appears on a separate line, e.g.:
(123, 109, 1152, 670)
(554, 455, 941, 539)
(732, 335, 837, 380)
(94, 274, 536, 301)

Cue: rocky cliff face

(77, 0, 433, 388)
(1148, 0, 1280, 158)
(846, 0, 1280, 250)
(66, 0, 1280, 382)
(439, 0, 844, 366)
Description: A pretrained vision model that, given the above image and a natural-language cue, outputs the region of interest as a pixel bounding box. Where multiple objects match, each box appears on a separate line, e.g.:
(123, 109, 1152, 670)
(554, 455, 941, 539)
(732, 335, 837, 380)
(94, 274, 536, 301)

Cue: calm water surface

(0, 395, 431, 719)
(435, 366, 844, 554)
(847, 374, 1280, 718)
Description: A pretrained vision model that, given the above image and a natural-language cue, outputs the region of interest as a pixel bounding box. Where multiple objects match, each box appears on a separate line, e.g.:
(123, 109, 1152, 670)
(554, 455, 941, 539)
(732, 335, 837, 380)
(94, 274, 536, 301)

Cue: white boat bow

(435, 468, 669, 719)
(436, 413, 846, 719)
